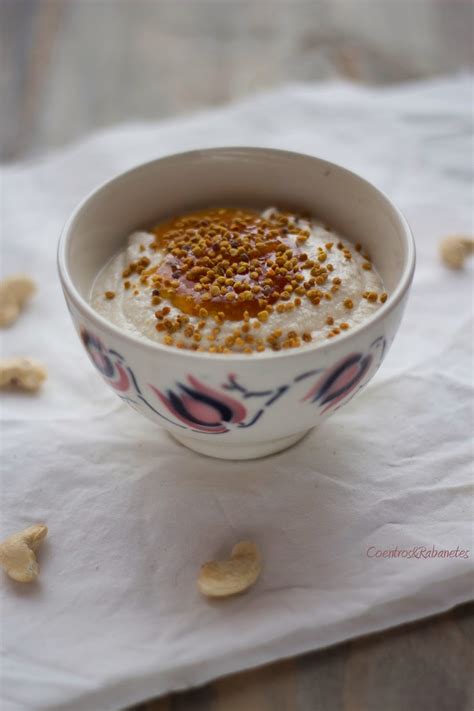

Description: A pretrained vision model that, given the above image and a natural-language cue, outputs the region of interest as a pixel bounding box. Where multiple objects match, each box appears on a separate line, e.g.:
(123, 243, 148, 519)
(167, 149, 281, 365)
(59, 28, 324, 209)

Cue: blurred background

(1, 0, 473, 162)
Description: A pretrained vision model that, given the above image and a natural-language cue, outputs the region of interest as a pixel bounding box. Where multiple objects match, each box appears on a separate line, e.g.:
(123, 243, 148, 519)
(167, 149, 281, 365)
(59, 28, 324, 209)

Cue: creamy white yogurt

(91, 209, 385, 352)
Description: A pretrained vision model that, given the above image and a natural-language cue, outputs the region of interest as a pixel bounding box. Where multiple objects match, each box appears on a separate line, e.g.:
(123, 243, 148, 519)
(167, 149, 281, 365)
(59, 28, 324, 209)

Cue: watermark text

(366, 545, 470, 560)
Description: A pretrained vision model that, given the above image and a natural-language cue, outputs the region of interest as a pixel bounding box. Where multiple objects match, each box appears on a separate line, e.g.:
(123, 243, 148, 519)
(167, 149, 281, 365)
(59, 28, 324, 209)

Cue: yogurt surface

(91, 208, 386, 353)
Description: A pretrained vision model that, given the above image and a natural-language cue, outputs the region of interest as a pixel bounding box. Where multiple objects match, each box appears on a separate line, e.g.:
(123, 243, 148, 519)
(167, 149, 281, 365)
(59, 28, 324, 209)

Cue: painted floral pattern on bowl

(301, 335, 386, 413)
(80, 326, 386, 435)
(150, 376, 247, 433)
(81, 328, 131, 392)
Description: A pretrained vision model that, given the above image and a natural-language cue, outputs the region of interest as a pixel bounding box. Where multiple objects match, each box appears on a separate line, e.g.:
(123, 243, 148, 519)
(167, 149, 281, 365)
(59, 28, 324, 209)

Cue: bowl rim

(57, 146, 416, 362)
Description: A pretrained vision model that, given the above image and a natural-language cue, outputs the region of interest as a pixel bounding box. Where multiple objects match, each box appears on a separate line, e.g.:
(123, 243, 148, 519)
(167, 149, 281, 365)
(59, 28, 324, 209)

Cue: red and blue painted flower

(301, 336, 386, 413)
(150, 376, 247, 433)
(302, 352, 372, 413)
(80, 328, 131, 392)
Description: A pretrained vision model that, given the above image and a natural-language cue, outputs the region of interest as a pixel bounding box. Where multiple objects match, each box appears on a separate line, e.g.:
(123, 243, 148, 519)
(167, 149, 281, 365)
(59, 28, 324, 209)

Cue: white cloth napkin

(1, 75, 473, 711)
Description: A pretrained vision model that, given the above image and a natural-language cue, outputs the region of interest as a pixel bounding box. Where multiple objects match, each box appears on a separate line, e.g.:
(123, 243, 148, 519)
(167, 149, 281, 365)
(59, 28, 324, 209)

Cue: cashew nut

(0, 274, 37, 327)
(0, 357, 47, 391)
(198, 541, 262, 597)
(439, 235, 474, 269)
(0, 524, 48, 582)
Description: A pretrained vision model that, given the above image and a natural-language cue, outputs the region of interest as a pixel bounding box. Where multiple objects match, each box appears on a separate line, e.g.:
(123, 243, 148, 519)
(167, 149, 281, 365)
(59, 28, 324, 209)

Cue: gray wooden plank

(130, 603, 474, 711)
(1, 0, 473, 161)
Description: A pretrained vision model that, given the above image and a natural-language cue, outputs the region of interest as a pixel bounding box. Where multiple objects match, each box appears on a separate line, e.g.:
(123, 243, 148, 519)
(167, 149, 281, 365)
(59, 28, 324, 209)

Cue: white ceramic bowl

(58, 147, 415, 460)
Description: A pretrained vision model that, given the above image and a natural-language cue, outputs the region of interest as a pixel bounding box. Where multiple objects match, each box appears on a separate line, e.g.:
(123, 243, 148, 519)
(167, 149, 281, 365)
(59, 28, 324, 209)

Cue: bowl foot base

(170, 429, 312, 460)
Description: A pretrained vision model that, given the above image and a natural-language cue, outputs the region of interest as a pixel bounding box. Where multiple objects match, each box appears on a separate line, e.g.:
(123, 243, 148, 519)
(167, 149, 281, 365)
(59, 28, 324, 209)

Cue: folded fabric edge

(38, 571, 472, 711)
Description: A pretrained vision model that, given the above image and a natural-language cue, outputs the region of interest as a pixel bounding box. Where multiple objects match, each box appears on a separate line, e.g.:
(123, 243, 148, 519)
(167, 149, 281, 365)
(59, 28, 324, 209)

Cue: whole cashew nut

(198, 541, 262, 597)
(439, 235, 474, 269)
(0, 357, 47, 391)
(0, 274, 37, 327)
(0, 524, 48, 582)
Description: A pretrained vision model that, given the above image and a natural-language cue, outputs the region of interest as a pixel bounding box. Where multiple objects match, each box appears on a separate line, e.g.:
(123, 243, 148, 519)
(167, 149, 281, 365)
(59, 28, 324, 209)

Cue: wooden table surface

(131, 604, 474, 711)
(1, 2, 473, 709)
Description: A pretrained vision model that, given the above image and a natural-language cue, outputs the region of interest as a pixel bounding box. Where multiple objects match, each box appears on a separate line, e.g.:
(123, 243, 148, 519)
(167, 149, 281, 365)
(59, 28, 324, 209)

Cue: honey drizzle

(148, 208, 303, 320)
